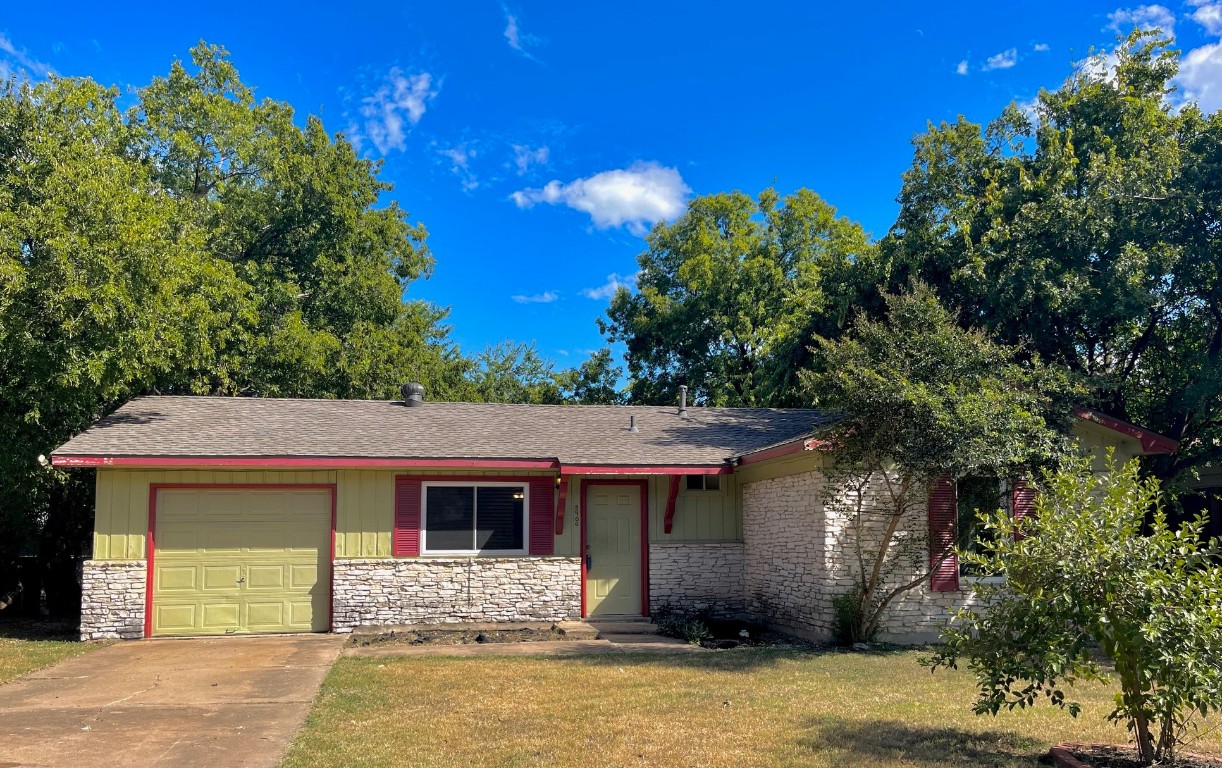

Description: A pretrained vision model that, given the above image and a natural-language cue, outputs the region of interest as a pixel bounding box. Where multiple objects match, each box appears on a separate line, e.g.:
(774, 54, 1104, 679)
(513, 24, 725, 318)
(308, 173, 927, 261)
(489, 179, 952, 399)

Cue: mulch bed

(1048, 743, 1222, 768)
(348, 627, 567, 648)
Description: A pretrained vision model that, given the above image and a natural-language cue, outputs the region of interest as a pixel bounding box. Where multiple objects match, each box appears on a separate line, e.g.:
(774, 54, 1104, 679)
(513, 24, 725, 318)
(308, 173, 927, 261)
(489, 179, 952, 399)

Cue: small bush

(832, 587, 878, 646)
(654, 607, 712, 645)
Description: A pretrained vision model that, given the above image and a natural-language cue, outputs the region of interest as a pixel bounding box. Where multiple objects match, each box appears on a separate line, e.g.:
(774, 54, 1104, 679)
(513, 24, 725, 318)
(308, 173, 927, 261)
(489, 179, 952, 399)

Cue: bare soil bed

(348, 626, 569, 647)
(1050, 744, 1222, 768)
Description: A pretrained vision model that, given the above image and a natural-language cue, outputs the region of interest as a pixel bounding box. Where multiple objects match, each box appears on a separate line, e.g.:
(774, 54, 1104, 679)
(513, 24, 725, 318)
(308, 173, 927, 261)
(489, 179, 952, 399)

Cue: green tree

(928, 454, 1222, 765)
(883, 31, 1222, 484)
(468, 341, 565, 405)
(805, 285, 1079, 642)
(599, 188, 874, 406)
(0, 44, 470, 606)
(556, 348, 626, 405)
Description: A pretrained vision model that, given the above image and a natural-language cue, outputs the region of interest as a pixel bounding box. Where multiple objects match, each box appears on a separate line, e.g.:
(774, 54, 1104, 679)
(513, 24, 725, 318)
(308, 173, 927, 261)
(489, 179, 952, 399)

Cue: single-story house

(52, 389, 1176, 642)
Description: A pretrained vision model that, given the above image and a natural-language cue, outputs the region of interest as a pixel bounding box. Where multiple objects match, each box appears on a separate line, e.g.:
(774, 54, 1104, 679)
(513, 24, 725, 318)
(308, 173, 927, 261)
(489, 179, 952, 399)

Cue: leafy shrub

(928, 453, 1222, 765)
(832, 587, 879, 646)
(654, 607, 712, 645)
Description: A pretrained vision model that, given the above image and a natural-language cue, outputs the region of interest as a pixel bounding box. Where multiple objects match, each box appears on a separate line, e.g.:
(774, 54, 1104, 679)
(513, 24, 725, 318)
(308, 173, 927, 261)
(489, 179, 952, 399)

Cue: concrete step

(553, 621, 600, 640)
(586, 620, 659, 636)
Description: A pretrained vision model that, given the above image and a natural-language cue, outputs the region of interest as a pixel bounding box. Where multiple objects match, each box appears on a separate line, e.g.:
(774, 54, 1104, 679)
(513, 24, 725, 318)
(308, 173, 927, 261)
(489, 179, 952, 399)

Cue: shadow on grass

(0, 617, 80, 642)
(797, 716, 1046, 767)
(513, 643, 924, 672)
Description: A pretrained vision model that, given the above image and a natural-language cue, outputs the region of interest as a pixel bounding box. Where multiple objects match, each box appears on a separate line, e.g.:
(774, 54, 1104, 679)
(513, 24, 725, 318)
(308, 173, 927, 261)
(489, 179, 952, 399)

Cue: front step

(585, 619, 658, 636)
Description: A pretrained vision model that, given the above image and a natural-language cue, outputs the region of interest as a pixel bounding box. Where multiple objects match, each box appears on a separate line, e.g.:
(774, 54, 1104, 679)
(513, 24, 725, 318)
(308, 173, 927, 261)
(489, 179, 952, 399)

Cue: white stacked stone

(742, 470, 976, 644)
(649, 542, 745, 618)
(332, 557, 581, 631)
(79, 560, 146, 640)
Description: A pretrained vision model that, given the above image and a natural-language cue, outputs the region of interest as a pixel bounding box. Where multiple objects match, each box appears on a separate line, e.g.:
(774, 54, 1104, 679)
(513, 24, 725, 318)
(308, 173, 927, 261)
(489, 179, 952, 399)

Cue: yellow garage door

(152, 487, 331, 637)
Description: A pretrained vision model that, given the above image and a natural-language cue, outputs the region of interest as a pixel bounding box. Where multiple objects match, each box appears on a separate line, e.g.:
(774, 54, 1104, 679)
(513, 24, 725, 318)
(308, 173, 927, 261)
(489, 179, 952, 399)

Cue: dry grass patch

(281, 649, 1222, 768)
(0, 619, 104, 685)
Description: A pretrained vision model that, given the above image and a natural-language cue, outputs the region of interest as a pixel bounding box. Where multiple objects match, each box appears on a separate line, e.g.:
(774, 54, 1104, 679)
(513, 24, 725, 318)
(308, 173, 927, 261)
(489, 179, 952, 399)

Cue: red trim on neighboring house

(579, 479, 649, 618)
(1073, 409, 1178, 454)
(560, 464, 729, 476)
(52, 455, 560, 470)
(555, 480, 568, 535)
(735, 437, 826, 466)
(662, 475, 681, 534)
(143, 483, 338, 639)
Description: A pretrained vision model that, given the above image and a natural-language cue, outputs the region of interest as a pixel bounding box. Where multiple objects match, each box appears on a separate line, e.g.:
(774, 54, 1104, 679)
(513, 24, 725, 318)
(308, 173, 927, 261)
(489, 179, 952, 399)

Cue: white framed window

(420, 481, 529, 555)
(685, 474, 721, 491)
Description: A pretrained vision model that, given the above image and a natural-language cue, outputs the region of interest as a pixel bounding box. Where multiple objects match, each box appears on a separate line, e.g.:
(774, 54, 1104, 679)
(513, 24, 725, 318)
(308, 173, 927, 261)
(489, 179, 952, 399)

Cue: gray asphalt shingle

(52, 396, 832, 466)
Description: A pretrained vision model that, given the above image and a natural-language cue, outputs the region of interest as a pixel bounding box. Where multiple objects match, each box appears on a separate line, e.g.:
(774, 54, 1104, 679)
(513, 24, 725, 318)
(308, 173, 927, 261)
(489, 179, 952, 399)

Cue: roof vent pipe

(678, 385, 689, 419)
(629, 414, 639, 433)
(401, 382, 426, 407)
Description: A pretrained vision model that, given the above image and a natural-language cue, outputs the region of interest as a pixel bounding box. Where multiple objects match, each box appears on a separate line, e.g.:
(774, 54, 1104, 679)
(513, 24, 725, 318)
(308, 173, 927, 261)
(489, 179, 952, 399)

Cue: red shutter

(528, 477, 554, 556)
(928, 474, 959, 592)
(1011, 476, 1036, 541)
(393, 476, 422, 557)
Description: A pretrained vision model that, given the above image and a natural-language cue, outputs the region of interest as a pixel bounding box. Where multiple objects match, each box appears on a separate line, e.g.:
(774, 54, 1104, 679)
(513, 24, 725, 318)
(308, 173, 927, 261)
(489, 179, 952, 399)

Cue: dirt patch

(1051, 744, 1222, 768)
(348, 626, 570, 648)
(693, 618, 820, 650)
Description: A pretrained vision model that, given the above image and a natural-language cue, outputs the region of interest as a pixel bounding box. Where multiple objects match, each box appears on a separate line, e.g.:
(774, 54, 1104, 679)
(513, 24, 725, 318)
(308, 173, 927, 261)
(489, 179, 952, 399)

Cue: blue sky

(4, 2, 1222, 369)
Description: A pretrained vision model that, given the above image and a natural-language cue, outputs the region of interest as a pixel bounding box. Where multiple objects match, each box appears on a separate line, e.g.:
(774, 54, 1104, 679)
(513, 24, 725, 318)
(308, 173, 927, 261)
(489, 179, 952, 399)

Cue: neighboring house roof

(51, 396, 833, 470)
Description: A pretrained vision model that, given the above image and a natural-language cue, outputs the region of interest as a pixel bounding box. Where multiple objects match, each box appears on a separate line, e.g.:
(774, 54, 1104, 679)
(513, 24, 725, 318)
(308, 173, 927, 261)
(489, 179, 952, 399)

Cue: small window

(422, 482, 527, 555)
(957, 475, 1008, 576)
(685, 474, 721, 491)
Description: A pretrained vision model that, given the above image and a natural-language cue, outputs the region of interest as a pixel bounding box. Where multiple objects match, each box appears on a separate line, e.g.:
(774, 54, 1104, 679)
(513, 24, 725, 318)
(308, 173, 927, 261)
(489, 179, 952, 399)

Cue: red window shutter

(393, 476, 422, 557)
(528, 478, 554, 556)
(928, 474, 959, 592)
(1011, 476, 1036, 541)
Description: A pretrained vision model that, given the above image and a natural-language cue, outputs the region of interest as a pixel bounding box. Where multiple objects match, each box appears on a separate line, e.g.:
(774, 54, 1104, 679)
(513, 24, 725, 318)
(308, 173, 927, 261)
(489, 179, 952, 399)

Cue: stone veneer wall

(332, 557, 581, 631)
(80, 560, 146, 640)
(649, 542, 746, 619)
(742, 470, 975, 644)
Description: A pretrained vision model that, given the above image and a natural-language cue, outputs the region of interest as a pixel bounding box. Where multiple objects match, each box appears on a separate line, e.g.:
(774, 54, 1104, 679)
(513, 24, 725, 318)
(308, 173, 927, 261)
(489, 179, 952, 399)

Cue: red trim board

(561, 464, 729, 476)
(55, 455, 559, 470)
(1073, 409, 1178, 454)
(143, 483, 338, 639)
(579, 479, 649, 618)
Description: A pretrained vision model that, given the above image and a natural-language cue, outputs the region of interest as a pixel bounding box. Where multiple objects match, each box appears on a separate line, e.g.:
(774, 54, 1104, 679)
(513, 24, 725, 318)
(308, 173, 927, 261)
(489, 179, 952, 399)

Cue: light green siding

(94, 469, 336, 561)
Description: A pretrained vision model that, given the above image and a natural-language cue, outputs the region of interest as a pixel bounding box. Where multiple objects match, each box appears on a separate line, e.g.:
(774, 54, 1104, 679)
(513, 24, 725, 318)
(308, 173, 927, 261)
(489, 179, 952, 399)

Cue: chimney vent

(401, 382, 426, 407)
(678, 385, 689, 419)
(629, 414, 639, 433)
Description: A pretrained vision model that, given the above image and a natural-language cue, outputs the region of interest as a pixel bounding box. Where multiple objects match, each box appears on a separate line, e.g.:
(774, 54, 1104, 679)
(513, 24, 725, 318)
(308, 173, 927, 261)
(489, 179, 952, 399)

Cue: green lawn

(0, 619, 104, 685)
(280, 648, 1222, 768)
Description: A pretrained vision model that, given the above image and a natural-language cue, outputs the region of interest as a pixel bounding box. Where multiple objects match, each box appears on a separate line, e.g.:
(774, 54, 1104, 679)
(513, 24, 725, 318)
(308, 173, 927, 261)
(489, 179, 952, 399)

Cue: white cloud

(510, 161, 691, 235)
(1191, 2, 1222, 36)
(512, 144, 549, 175)
(511, 291, 559, 304)
(353, 68, 437, 155)
(1179, 41, 1222, 111)
(581, 272, 638, 300)
(503, 5, 540, 58)
(955, 59, 969, 75)
(437, 144, 479, 191)
(1034, 42, 1051, 52)
(983, 48, 1018, 71)
(0, 33, 54, 79)
(1107, 4, 1175, 34)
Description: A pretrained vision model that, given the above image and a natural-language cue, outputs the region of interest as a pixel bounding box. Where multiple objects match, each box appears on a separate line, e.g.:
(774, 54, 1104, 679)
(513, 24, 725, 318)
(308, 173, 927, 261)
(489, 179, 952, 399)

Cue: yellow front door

(585, 484, 643, 616)
(152, 487, 331, 637)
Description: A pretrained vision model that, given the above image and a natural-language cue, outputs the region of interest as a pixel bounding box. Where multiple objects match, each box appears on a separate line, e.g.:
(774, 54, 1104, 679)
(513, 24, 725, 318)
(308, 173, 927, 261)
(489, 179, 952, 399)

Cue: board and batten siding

(93, 467, 567, 562)
(560, 473, 743, 546)
(93, 469, 337, 561)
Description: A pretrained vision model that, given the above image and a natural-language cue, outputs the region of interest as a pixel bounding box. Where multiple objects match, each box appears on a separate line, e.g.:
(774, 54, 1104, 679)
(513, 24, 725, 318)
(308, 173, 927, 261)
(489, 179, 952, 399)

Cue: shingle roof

(52, 396, 833, 467)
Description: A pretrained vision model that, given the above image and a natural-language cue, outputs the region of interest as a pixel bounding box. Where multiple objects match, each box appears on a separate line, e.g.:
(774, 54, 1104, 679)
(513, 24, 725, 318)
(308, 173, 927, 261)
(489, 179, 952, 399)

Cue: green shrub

(832, 587, 878, 646)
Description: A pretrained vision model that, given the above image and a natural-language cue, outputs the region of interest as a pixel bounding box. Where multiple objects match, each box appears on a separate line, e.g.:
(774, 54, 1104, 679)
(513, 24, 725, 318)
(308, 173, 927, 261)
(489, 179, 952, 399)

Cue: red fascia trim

(554, 480, 568, 535)
(560, 464, 729, 476)
(579, 478, 650, 618)
(662, 475, 681, 535)
(143, 482, 339, 639)
(1074, 409, 1178, 455)
(53, 455, 560, 470)
(735, 437, 826, 466)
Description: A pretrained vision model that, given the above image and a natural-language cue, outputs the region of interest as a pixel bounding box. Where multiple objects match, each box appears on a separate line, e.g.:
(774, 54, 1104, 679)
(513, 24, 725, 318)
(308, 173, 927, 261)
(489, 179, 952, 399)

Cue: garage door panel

(152, 487, 331, 637)
(246, 565, 285, 589)
(157, 566, 197, 591)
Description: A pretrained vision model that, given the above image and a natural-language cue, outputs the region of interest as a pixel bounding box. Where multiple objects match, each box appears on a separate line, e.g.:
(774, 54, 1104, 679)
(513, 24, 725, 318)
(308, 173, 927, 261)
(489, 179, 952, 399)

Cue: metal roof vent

(401, 382, 425, 407)
(629, 414, 639, 433)
(678, 385, 689, 419)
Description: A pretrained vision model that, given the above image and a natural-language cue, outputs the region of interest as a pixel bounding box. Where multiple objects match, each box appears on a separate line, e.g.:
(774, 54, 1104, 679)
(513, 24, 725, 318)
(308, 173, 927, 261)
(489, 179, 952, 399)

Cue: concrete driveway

(0, 634, 344, 768)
